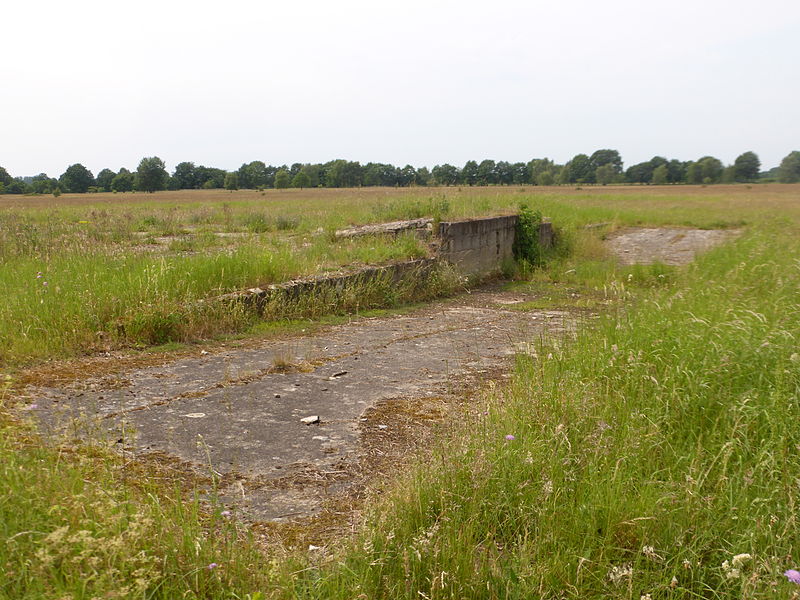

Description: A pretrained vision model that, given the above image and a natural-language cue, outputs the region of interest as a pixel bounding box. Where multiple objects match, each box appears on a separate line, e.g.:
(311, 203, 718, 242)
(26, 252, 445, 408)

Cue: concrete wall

(437, 216, 553, 276)
(437, 215, 518, 275)
(219, 258, 439, 310)
(219, 215, 553, 310)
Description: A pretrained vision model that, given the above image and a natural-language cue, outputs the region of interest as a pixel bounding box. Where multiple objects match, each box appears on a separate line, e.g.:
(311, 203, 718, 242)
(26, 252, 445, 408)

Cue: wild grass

(4, 186, 800, 598)
(270, 225, 800, 598)
(0, 233, 429, 366)
(2, 184, 797, 367)
(0, 401, 276, 600)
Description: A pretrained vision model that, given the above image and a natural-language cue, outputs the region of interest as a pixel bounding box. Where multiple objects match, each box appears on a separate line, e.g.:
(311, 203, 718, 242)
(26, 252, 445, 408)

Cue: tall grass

(0, 234, 428, 366)
(4, 188, 800, 598)
(274, 226, 800, 598)
(0, 410, 277, 599)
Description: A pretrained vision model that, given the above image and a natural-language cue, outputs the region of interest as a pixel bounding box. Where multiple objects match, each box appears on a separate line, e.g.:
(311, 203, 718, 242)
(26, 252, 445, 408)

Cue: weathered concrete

(335, 218, 433, 239)
(607, 228, 740, 266)
(27, 288, 576, 521)
(218, 258, 439, 310)
(437, 216, 554, 275)
(437, 215, 518, 275)
(218, 216, 556, 313)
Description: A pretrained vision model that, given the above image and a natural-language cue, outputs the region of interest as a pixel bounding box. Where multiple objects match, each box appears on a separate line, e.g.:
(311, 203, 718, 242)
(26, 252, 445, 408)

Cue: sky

(3, 0, 799, 177)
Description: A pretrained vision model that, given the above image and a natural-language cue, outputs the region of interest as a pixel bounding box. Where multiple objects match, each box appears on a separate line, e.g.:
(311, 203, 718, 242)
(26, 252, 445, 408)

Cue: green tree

(475, 159, 496, 185)
(59, 163, 95, 193)
(510, 162, 528, 184)
(778, 151, 800, 183)
(195, 166, 226, 189)
(274, 169, 290, 189)
(363, 163, 396, 186)
(291, 171, 311, 189)
(299, 164, 321, 188)
(625, 161, 654, 184)
(431, 164, 460, 186)
(667, 159, 687, 183)
(696, 156, 723, 184)
(324, 160, 362, 187)
(136, 157, 168, 193)
(0, 166, 12, 187)
(461, 161, 478, 185)
(397, 165, 417, 186)
(589, 149, 623, 175)
(95, 168, 116, 191)
(173, 162, 197, 189)
(685, 162, 701, 184)
(557, 163, 572, 184)
(493, 161, 512, 185)
(527, 158, 554, 184)
(733, 151, 760, 182)
(651, 164, 668, 185)
(536, 171, 555, 186)
(29, 173, 58, 194)
(224, 172, 239, 190)
(237, 161, 268, 189)
(721, 166, 736, 184)
(5, 179, 28, 194)
(568, 154, 593, 183)
(416, 166, 431, 186)
(595, 164, 618, 185)
(111, 168, 134, 192)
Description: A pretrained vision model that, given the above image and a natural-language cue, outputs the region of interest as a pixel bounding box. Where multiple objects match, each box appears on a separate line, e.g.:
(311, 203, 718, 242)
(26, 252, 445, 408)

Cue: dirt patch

(606, 227, 740, 265)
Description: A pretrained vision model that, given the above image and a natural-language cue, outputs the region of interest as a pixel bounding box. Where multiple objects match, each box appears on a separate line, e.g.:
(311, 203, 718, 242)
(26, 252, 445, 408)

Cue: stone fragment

(300, 415, 320, 425)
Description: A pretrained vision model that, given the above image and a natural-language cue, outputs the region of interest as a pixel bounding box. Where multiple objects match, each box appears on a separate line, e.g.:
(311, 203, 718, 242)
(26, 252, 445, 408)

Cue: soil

(17, 227, 736, 527)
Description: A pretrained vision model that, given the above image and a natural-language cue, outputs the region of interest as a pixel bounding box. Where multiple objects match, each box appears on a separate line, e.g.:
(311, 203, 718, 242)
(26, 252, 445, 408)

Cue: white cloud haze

(3, 0, 799, 176)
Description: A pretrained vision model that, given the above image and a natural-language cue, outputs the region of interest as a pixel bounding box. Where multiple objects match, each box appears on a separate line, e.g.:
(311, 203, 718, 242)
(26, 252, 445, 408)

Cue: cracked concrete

(28, 290, 576, 520)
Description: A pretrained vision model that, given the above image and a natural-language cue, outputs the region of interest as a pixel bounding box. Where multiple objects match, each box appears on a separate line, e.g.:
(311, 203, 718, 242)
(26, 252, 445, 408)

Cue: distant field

(1, 184, 799, 368)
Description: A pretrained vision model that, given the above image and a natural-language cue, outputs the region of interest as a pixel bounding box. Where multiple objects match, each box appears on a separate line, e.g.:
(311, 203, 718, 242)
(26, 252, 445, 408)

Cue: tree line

(2, 150, 800, 195)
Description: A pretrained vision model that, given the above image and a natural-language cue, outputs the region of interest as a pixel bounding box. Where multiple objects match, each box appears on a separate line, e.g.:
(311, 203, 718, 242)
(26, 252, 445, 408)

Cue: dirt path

(20, 227, 735, 522)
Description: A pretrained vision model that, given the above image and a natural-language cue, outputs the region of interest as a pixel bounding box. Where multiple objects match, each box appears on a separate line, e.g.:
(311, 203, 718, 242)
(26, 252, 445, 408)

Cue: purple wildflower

(207, 562, 219, 570)
(42, 281, 48, 287)
(505, 434, 516, 441)
(220, 510, 231, 517)
(784, 569, 800, 584)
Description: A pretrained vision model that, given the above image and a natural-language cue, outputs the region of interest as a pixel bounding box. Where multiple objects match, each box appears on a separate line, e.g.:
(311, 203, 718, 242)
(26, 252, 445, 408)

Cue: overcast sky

(3, 0, 799, 177)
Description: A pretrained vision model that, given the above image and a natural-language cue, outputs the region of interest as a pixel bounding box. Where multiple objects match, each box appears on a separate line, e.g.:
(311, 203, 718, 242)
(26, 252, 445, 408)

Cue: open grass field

(3, 183, 800, 599)
(2, 184, 798, 369)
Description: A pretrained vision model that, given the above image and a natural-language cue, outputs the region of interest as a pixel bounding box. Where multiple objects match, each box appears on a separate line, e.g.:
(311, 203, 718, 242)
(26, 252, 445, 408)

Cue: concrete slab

(26, 289, 575, 521)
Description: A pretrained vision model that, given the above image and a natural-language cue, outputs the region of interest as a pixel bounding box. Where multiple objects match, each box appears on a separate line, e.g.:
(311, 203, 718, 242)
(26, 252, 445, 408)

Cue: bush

(512, 203, 544, 266)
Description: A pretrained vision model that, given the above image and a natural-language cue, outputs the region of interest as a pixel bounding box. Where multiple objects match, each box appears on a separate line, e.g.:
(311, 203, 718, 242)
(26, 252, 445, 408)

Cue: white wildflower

(732, 553, 751, 568)
(608, 563, 633, 584)
(726, 568, 741, 580)
(642, 545, 661, 560)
